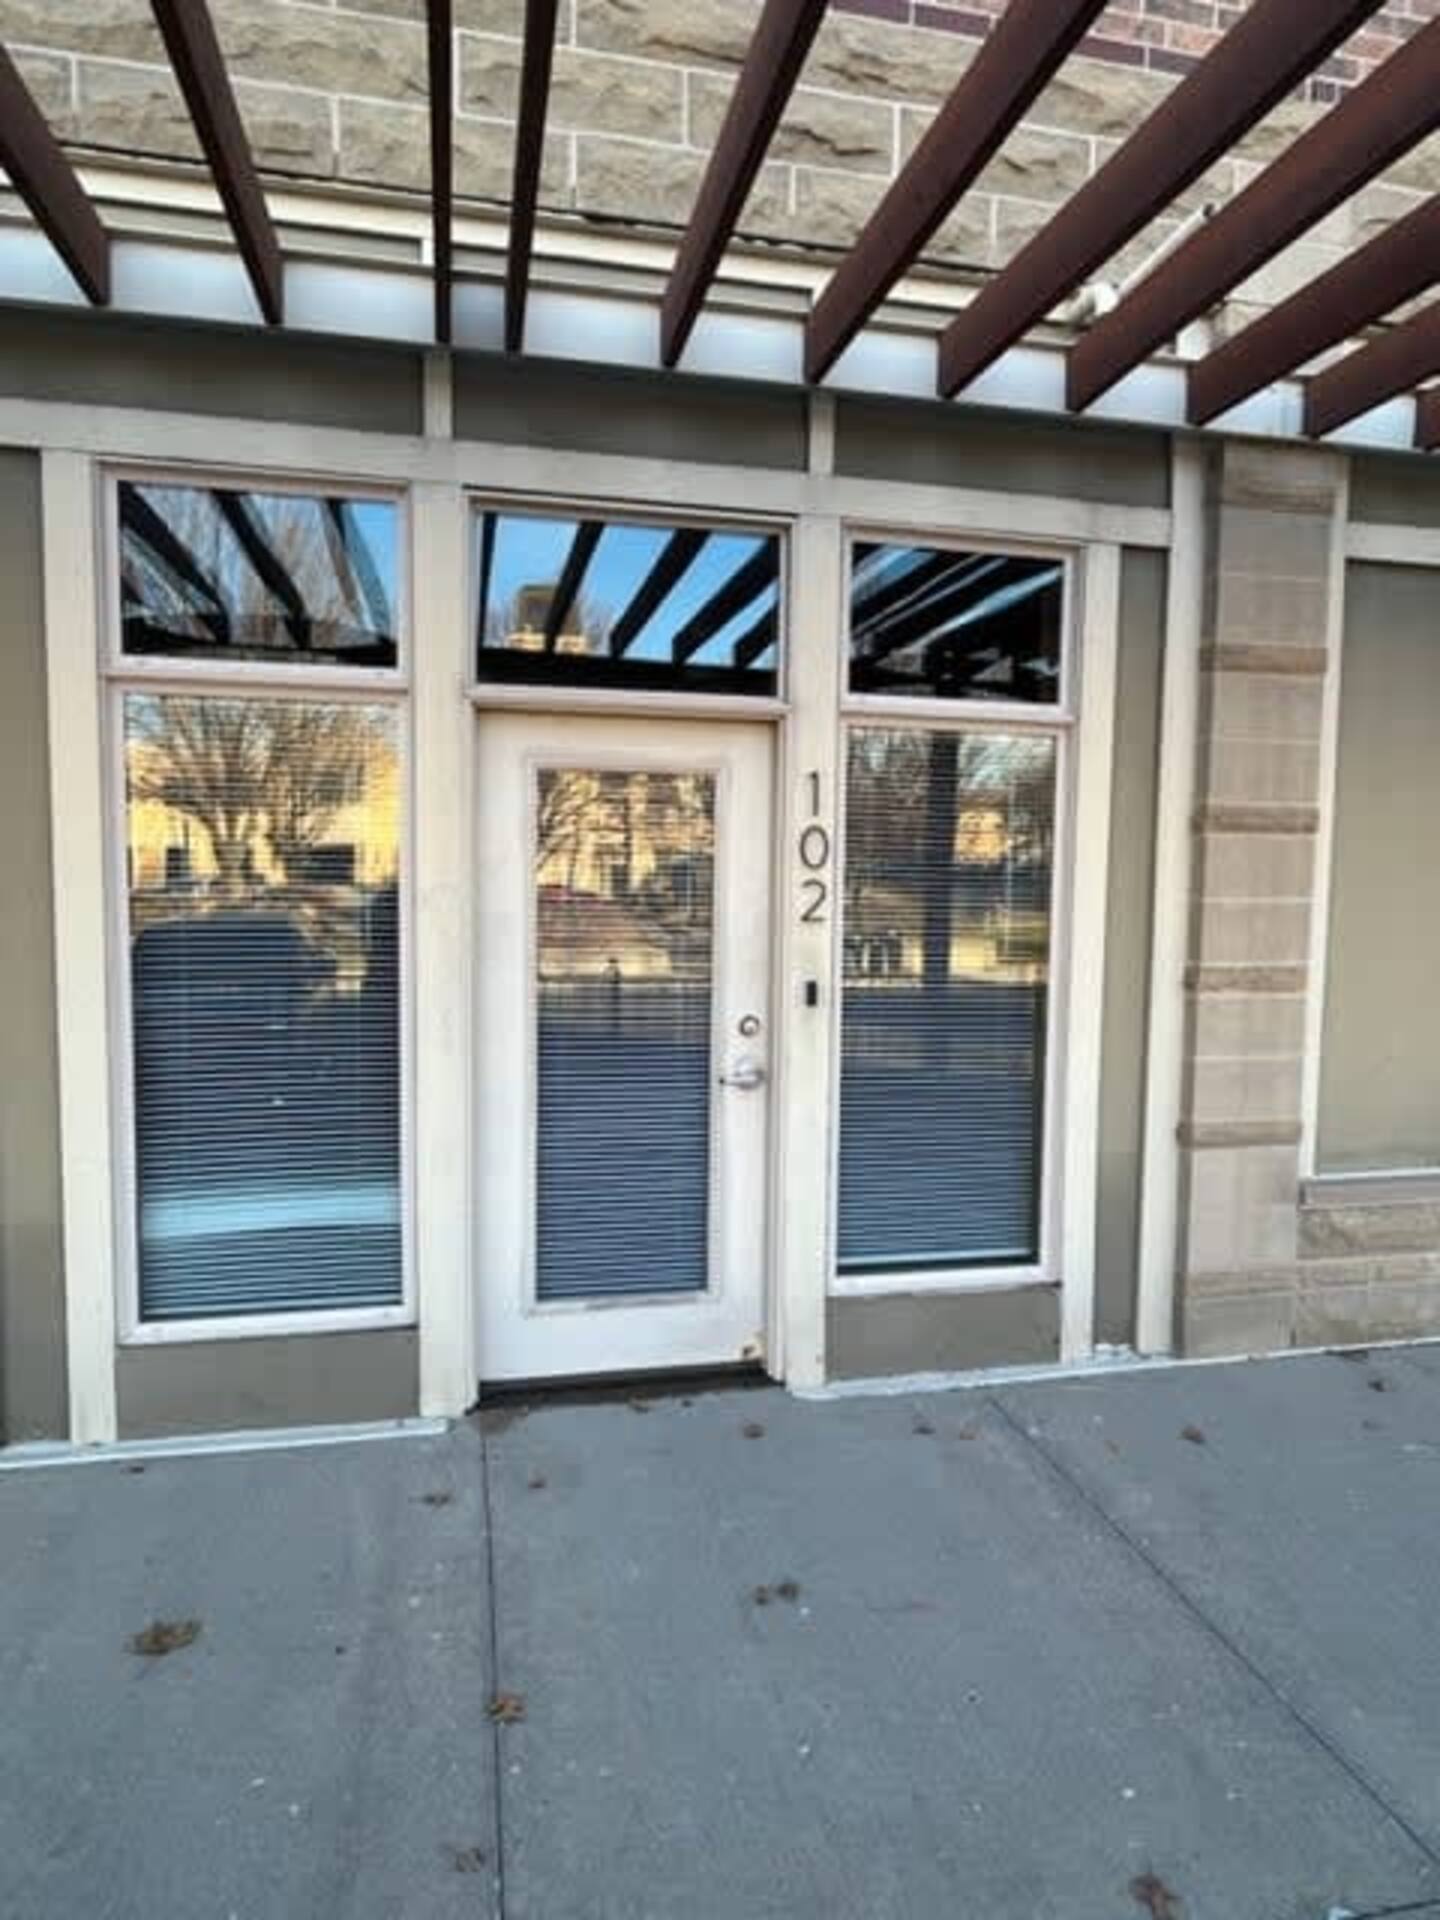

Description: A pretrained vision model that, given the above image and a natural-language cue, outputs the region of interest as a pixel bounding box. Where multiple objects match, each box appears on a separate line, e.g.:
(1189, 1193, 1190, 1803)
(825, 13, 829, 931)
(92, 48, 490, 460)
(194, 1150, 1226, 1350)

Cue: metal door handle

(719, 1054, 767, 1091)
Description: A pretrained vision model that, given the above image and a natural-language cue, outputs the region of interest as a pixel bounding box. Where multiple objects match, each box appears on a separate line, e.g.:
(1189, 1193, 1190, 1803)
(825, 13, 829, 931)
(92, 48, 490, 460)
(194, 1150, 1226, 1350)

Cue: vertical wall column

(1178, 443, 1347, 1356)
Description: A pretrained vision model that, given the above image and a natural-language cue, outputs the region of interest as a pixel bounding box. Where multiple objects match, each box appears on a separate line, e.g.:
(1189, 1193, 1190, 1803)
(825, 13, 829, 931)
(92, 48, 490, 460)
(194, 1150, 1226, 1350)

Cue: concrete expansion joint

(986, 1394, 1440, 1885)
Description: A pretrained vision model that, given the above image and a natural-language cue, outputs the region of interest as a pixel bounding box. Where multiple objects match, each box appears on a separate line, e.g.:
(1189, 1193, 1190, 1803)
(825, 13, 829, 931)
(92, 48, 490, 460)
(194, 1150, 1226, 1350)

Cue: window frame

(464, 491, 793, 713)
(105, 464, 409, 692)
(830, 527, 1080, 1298)
(100, 464, 416, 1346)
(841, 526, 1076, 725)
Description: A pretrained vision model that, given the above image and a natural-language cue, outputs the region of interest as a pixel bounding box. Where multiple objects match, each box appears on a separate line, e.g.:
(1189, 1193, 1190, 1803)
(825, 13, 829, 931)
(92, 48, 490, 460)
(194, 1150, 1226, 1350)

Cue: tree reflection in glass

(533, 768, 716, 1300)
(839, 728, 1056, 1273)
(123, 693, 402, 1320)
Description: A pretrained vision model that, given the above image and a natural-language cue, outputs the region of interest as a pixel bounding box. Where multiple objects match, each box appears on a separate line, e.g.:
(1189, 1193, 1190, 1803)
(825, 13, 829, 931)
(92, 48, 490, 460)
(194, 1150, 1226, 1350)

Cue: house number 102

(799, 770, 831, 924)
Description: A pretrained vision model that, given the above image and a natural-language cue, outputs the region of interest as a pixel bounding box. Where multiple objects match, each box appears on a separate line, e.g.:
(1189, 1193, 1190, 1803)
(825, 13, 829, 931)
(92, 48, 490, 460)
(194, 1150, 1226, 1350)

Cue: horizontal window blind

(533, 769, 715, 1300)
(838, 728, 1056, 1273)
(124, 693, 403, 1320)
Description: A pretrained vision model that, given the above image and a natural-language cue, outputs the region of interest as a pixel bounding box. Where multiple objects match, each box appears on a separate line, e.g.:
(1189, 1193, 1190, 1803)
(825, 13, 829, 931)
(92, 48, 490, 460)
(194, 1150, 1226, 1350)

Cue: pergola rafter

(149, 0, 283, 326)
(427, 0, 454, 346)
(805, 0, 1109, 385)
(0, 46, 109, 304)
(935, 0, 1384, 400)
(1304, 302, 1440, 441)
(661, 0, 829, 369)
(1189, 195, 1440, 427)
(1067, 15, 1440, 413)
(505, 0, 561, 355)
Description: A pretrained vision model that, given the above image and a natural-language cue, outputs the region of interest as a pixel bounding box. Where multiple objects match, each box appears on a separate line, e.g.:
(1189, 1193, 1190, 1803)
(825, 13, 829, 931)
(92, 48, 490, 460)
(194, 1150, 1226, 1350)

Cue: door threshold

(471, 1360, 770, 1422)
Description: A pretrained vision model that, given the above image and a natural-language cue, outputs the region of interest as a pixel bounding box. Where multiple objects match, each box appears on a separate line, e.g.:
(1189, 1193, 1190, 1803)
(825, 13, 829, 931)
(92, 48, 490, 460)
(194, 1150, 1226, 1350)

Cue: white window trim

(44, 450, 118, 1445)
(1134, 438, 1206, 1358)
(1298, 462, 1352, 1186)
(825, 533, 1118, 1373)
(102, 465, 418, 1349)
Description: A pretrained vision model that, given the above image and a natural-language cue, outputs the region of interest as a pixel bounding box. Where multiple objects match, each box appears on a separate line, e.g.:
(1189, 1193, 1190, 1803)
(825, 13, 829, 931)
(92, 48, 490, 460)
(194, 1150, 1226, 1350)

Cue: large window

(837, 539, 1068, 1279)
(112, 479, 406, 1327)
(473, 508, 781, 696)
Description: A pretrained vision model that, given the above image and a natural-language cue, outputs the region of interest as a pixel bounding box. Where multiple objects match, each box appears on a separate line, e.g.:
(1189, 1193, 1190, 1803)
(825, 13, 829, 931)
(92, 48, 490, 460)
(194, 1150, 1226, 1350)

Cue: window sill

(830, 1268, 1055, 1299)
(118, 1307, 416, 1347)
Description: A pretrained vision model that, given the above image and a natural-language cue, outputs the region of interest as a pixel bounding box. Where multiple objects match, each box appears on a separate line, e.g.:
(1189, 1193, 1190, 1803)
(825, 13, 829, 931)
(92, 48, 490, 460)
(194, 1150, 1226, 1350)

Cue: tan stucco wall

(0, 447, 68, 1443)
(116, 1331, 420, 1440)
(1095, 548, 1165, 1348)
(0, 308, 424, 432)
(1319, 564, 1440, 1174)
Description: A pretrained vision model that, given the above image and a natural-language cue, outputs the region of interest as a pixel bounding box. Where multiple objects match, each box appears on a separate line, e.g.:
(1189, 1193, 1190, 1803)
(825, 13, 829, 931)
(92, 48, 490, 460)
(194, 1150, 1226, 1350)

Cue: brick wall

(1, 0, 1435, 305)
(897, 0, 1438, 103)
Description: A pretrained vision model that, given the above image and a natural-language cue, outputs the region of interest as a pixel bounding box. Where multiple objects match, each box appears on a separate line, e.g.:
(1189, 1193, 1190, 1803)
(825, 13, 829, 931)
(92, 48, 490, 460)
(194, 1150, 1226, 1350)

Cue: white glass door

(476, 713, 773, 1381)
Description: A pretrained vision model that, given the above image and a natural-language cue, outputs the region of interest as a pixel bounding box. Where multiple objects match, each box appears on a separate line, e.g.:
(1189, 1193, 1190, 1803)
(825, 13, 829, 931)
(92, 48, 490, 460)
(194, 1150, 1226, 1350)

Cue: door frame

(472, 709, 778, 1384)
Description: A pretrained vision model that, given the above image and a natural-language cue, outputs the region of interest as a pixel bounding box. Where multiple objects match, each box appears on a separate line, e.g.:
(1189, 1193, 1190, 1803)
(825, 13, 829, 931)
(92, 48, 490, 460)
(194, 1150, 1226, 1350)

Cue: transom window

(473, 508, 781, 696)
(848, 540, 1063, 705)
(118, 480, 400, 670)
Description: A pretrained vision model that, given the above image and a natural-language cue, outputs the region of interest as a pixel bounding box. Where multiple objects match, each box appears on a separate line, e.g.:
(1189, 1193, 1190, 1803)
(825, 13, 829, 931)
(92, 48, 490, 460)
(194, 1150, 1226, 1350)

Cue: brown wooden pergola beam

(1304, 300, 1440, 440)
(660, 0, 827, 369)
(150, 0, 283, 325)
(805, 0, 1109, 385)
(1068, 16, 1440, 413)
(0, 45, 110, 303)
(427, 0, 453, 345)
(1189, 195, 1440, 427)
(506, 0, 560, 354)
(936, 0, 1382, 400)
(1418, 387, 1440, 452)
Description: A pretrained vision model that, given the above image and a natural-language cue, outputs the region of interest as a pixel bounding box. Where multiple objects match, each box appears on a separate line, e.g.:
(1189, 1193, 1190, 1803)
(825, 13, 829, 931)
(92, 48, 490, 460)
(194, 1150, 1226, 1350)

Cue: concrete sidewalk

(6, 1351, 1440, 1919)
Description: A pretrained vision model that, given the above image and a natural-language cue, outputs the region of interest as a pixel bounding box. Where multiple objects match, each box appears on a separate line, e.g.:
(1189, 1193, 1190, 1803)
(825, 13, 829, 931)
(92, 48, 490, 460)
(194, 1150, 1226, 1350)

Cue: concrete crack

(478, 1420, 508, 1920)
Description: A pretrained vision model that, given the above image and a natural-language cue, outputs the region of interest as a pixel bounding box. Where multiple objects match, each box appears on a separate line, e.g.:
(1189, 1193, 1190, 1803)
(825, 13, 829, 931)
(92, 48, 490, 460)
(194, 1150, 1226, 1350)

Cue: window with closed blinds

(533, 767, 716, 1299)
(123, 692, 403, 1320)
(838, 728, 1056, 1273)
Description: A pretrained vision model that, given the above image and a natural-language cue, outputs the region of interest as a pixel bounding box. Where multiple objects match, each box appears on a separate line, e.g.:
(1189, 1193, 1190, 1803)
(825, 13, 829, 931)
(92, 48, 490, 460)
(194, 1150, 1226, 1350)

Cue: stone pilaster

(1178, 443, 1344, 1358)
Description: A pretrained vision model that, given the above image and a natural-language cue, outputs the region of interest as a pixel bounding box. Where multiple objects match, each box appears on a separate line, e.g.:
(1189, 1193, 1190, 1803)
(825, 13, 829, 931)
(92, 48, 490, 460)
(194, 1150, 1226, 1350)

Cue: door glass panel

(838, 728, 1056, 1272)
(534, 768, 716, 1299)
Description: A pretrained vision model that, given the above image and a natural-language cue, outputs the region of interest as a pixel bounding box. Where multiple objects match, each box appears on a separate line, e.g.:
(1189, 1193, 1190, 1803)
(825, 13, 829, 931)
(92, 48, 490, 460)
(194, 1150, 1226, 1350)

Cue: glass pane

(534, 769, 715, 1299)
(119, 483, 399, 668)
(124, 693, 403, 1319)
(476, 510, 780, 695)
(838, 728, 1056, 1272)
(849, 542, 1063, 703)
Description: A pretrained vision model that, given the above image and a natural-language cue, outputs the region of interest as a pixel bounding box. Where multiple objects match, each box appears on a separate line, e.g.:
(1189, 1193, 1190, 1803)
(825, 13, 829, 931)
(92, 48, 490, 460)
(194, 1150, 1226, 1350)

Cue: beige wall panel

(1319, 564, 1440, 1172)
(115, 1330, 420, 1439)
(0, 447, 68, 1442)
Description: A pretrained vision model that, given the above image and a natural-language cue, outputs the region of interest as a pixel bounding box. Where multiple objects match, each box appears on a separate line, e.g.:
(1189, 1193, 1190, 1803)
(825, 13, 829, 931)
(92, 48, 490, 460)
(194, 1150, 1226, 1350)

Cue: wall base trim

(0, 1415, 448, 1471)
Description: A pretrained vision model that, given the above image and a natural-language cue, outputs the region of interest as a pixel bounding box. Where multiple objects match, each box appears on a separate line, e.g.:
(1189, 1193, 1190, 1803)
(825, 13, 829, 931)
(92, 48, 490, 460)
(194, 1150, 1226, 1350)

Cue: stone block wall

(1179, 442, 1440, 1359)
(1, 0, 1436, 306)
